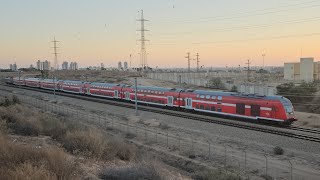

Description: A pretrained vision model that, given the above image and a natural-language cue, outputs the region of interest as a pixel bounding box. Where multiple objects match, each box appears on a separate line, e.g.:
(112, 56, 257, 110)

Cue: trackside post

(135, 77, 138, 116)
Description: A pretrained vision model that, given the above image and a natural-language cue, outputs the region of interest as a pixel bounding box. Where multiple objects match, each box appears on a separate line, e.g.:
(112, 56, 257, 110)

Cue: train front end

(280, 97, 297, 124)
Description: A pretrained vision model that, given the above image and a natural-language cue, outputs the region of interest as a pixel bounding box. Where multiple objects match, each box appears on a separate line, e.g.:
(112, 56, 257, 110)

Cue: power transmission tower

(185, 52, 191, 72)
(52, 37, 59, 70)
(196, 53, 200, 72)
(246, 59, 251, 82)
(137, 10, 149, 69)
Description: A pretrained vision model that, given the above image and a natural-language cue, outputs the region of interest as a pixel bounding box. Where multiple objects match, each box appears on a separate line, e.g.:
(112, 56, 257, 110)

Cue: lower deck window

(217, 108, 222, 112)
(200, 105, 204, 110)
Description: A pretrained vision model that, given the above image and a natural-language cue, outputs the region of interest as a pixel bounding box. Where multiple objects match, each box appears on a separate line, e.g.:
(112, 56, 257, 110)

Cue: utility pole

(196, 53, 200, 72)
(134, 77, 138, 116)
(52, 37, 59, 70)
(137, 10, 149, 69)
(130, 54, 132, 69)
(262, 52, 266, 70)
(185, 52, 191, 72)
(52, 73, 56, 99)
(246, 59, 251, 82)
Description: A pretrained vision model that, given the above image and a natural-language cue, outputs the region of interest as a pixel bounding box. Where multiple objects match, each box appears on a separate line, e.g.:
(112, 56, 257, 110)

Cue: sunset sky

(1, 0, 320, 69)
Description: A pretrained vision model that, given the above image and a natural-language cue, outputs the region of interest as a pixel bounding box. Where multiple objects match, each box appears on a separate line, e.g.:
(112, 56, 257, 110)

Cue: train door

(167, 96, 173, 106)
(251, 105, 260, 117)
(185, 98, 193, 109)
(236, 103, 245, 115)
(114, 90, 119, 98)
(125, 91, 130, 100)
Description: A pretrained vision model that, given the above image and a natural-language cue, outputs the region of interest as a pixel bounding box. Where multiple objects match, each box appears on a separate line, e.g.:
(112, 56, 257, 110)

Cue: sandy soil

(295, 112, 320, 128)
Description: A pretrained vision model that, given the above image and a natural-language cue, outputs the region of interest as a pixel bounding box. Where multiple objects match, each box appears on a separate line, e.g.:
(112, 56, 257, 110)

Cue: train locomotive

(4, 77, 297, 125)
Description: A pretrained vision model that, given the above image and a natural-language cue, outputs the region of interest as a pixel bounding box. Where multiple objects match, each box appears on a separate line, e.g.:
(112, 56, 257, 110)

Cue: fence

(0, 91, 317, 180)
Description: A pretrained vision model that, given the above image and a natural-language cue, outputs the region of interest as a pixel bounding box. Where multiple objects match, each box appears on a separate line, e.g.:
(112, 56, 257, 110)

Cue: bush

(62, 129, 106, 157)
(105, 138, 136, 161)
(230, 85, 238, 92)
(208, 77, 225, 89)
(99, 163, 162, 180)
(12, 95, 20, 104)
(273, 146, 284, 155)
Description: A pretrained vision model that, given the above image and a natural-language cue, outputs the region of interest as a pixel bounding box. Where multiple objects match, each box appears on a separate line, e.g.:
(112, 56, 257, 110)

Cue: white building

(62, 61, 68, 70)
(9, 63, 17, 71)
(36, 60, 51, 71)
(118, 61, 122, 69)
(284, 57, 319, 82)
(69, 62, 78, 70)
(124, 61, 128, 69)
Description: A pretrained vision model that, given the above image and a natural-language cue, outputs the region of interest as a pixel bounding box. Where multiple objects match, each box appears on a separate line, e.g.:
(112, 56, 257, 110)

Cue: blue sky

(1, 0, 320, 68)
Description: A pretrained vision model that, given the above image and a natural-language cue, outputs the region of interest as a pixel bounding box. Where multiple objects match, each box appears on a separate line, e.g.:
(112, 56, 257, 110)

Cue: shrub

(62, 129, 106, 157)
(12, 95, 20, 104)
(105, 137, 136, 161)
(5, 163, 56, 180)
(99, 163, 162, 180)
(273, 146, 284, 155)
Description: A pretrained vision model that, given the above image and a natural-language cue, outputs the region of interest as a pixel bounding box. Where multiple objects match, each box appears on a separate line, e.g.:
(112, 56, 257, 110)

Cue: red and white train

(6, 77, 297, 125)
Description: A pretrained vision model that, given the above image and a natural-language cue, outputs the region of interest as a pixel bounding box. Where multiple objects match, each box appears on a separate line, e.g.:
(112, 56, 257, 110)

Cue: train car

(179, 90, 296, 124)
(13, 77, 25, 86)
(131, 86, 182, 107)
(40, 79, 59, 90)
(60, 80, 85, 94)
(25, 78, 40, 88)
(87, 82, 124, 99)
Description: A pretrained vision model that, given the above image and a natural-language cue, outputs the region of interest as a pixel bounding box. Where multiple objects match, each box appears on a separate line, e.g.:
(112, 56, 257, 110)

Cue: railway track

(1, 83, 320, 143)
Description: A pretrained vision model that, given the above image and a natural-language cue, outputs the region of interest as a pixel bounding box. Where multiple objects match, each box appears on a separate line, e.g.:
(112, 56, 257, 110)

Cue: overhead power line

(158, 0, 320, 24)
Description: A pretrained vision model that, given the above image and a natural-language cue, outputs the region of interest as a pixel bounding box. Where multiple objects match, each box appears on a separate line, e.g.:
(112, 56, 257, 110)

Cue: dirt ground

(294, 112, 320, 128)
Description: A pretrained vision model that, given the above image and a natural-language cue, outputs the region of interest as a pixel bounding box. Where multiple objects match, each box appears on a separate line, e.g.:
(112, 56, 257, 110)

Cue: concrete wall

(147, 72, 277, 96)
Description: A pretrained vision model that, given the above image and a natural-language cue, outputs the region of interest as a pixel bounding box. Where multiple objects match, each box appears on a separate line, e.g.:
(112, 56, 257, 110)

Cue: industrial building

(284, 57, 320, 82)
(124, 61, 128, 69)
(118, 61, 122, 69)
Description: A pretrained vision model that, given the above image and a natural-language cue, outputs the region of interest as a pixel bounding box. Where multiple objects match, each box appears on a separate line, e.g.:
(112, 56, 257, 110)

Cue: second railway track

(1, 83, 320, 143)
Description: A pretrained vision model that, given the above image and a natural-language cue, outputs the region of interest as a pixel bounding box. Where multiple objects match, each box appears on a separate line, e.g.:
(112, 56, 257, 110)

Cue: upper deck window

(212, 96, 216, 100)
(217, 96, 222, 100)
(206, 95, 211, 99)
(200, 95, 205, 99)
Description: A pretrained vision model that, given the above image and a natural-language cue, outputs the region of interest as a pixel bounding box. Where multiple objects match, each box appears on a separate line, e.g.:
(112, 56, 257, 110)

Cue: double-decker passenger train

(4, 77, 297, 125)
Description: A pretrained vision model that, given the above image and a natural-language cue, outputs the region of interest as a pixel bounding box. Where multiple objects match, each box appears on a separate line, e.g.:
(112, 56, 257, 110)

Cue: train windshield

(280, 97, 293, 113)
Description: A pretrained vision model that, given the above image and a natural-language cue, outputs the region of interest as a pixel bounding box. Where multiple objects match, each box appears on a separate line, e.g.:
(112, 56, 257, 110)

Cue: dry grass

(62, 128, 107, 157)
(0, 134, 77, 180)
(106, 137, 136, 161)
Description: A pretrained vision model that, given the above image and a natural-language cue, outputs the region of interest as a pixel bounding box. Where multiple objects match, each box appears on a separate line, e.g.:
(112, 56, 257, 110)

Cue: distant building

(9, 63, 17, 71)
(101, 63, 105, 70)
(284, 57, 320, 82)
(62, 61, 68, 70)
(36, 60, 51, 71)
(69, 62, 78, 70)
(124, 61, 128, 69)
(118, 61, 122, 69)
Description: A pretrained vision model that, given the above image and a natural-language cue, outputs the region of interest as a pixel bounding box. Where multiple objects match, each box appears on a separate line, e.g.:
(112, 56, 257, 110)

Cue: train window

(200, 95, 205, 99)
(148, 90, 150, 93)
(211, 106, 216, 111)
(217, 108, 222, 112)
(196, 104, 199, 109)
(151, 91, 154, 93)
(206, 95, 210, 99)
(212, 96, 216, 99)
(196, 94, 199, 98)
(205, 106, 210, 110)
(218, 96, 222, 100)
(200, 105, 204, 109)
